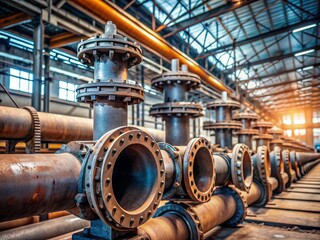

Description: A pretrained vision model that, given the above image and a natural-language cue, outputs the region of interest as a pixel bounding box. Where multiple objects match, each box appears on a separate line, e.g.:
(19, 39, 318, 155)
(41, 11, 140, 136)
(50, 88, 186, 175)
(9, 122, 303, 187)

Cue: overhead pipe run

(69, 0, 231, 95)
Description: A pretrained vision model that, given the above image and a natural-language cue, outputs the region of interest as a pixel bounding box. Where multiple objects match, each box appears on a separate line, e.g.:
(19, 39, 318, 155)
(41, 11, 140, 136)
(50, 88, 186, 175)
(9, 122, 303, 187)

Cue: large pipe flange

(77, 22, 142, 67)
(216, 186, 247, 227)
(76, 82, 144, 105)
(252, 146, 271, 184)
(85, 126, 165, 230)
(151, 71, 201, 92)
(290, 151, 301, 180)
(203, 121, 242, 130)
(270, 146, 285, 194)
(181, 137, 215, 203)
(206, 100, 240, 109)
(282, 149, 293, 187)
(153, 203, 203, 240)
(149, 102, 203, 118)
(158, 142, 182, 199)
(230, 144, 253, 193)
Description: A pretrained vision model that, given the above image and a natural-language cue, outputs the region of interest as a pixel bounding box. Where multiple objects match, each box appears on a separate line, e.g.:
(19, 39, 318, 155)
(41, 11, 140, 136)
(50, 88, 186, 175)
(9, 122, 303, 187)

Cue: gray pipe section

(0, 215, 89, 240)
(93, 102, 128, 140)
(214, 155, 230, 186)
(0, 106, 164, 143)
(165, 117, 190, 146)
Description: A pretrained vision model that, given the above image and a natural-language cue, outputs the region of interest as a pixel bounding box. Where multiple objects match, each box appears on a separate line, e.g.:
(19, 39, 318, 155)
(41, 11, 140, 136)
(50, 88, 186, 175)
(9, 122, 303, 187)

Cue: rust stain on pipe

(0, 106, 164, 143)
(69, 0, 231, 94)
(0, 153, 81, 221)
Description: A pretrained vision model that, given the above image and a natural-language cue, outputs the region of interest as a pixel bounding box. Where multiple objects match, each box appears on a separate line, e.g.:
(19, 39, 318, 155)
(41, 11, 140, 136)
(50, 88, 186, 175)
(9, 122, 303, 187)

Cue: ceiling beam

(253, 81, 320, 98)
(196, 17, 320, 60)
(239, 63, 320, 84)
(0, 12, 32, 29)
(264, 91, 320, 104)
(50, 32, 83, 48)
(247, 75, 320, 93)
(224, 45, 320, 74)
(162, 0, 258, 38)
(268, 96, 320, 107)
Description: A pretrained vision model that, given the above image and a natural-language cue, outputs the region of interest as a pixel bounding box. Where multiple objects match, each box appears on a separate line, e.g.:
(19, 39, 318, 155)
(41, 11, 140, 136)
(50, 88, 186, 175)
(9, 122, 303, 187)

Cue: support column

(43, 47, 51, 112)
(305, 108, 314, 147)
(32, 16, 43, 111)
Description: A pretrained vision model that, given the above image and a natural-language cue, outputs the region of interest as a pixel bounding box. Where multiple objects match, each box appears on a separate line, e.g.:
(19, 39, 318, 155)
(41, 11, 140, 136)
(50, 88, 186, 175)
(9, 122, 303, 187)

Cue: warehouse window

(285, 129, 292, 137)
(313, 111, 320, 123)
(58, 81, 78, 102)
(282, 115, 291, 125)
(293, 112, 305, 124)
(9, 68, 33, 93)
(294, 129, 306, 136)
(9, 68, 44, 94)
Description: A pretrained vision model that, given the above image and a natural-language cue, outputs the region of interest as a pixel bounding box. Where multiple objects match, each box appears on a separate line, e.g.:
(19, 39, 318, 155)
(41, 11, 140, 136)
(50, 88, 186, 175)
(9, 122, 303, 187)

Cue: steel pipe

(0, 211, 69, 231)
(0, 106, 165, 143)
(246, 181, 262, 206)
(0, 106, 93, 142)
(0, 215, 89, 240)
(137, 187, 244, 240)
(0, 153, 81, 221)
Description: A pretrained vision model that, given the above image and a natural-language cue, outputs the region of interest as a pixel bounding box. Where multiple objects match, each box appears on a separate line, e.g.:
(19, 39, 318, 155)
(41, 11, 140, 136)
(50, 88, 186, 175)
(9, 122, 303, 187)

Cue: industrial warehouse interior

(0, 0, 319, 239)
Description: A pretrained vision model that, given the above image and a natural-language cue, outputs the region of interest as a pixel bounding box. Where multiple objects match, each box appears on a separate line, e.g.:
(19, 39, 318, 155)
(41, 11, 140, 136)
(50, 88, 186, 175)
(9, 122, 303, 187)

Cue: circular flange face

(151, 72, 201, 91)
(233, 112, 258, 120)
(255, 146, 272, 183)
(231, 144, 253, 193)
(235, 129, 259, 135)
(154, 203, 201, 240)
(183, 137, 215, 203)
(76, 82, 144, 105)
(252, 121, 273, 128)
(203, 121, 242, 130)
(150, 102, 203, 118)
(77, 35, 142, 67)
(268, 129, 283, 135)
(282, 149, 292, 187)
(206, 100, 240, 109)
(216, 186, 247, 227)
(253, 134, 273, 140)
(270, 146, 284, 194)
(158, 142, 182, 199)
(85, 126, 165, 230)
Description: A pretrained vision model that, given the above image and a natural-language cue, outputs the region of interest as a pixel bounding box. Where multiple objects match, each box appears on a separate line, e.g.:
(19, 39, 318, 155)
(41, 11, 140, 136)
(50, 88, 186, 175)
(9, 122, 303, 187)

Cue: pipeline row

(0, 22, 319, 240)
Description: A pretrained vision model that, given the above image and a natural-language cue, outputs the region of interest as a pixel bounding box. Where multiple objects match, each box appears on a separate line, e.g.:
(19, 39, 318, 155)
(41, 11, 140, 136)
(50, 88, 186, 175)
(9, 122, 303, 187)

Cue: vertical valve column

(76, 21, 144, 140)
(203, 91, 242, 150)
(150, 59, 203, 146)
(233, 110, 259, 150)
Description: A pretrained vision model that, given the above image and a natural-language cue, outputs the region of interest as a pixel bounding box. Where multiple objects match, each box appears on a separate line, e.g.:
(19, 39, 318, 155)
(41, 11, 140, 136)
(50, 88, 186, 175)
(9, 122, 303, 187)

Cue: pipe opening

(112, 144, 157, 211)
(279, 153, 284, 174)
(265, 148, 272, 178)
(242, 150, 253, 187)
(193, 147, 214, 192)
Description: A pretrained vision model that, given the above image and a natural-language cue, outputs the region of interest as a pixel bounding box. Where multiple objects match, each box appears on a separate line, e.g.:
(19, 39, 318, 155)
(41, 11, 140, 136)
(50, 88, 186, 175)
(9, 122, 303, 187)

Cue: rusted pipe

(246, 182, 262, 206)
(268, 177, 278, 191)
(0, 106, 165, 143)
(0, 211, 69, 231)
(0, 215, 89, 240)
(137, 187, 242, 240)
(137, 215, 190, 240)
(0, 153, 81, 221)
